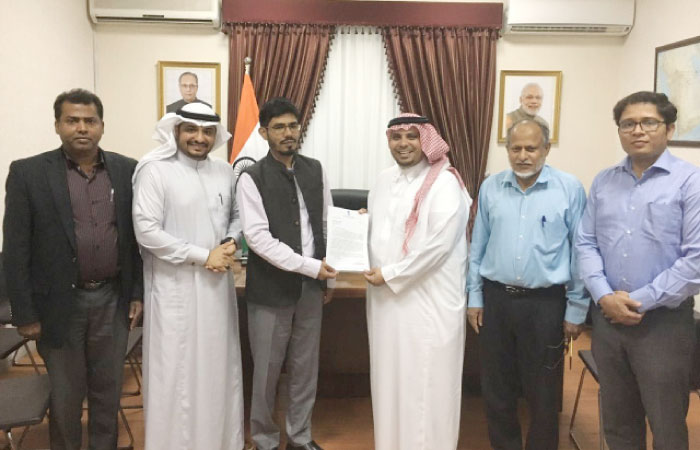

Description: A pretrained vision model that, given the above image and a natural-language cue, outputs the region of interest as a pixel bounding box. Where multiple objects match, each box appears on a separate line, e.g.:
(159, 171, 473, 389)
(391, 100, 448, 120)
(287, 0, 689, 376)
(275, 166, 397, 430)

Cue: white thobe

(133, 151, 244, 450)
(367, 159, 471, 450)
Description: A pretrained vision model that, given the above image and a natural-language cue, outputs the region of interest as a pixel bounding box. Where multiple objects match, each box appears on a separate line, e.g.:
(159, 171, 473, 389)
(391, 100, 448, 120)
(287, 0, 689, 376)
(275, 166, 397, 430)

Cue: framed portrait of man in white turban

(158, 61, 221, 119)
(497, 70, 562, 144)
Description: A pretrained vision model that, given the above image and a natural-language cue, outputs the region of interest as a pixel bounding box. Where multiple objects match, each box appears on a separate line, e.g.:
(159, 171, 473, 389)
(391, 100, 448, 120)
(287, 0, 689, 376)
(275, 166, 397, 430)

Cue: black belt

(484, 278, 564, 298)
(77, 278, 116, 290)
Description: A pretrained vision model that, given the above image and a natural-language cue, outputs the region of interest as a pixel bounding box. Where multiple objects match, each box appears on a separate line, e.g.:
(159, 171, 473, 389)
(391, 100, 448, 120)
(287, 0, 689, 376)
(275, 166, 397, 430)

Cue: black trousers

(591, 298, 695, 450)
(37, 283, 128, 450)
(479, 279, 566, 450)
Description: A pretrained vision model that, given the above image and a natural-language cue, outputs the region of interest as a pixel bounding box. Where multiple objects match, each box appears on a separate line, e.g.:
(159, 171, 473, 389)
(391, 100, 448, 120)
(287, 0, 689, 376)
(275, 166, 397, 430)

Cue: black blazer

(2, 148, 143, 347)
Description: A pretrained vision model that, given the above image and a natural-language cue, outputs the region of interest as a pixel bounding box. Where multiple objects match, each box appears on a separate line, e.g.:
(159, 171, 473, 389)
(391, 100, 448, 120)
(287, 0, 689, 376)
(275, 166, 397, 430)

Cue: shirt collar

(502, 164, 551, 189)
(616, 149, 672, 175)
(62, 148, 105, 169)
(394, 158, 429, 183)
(175, 147, 209, 168)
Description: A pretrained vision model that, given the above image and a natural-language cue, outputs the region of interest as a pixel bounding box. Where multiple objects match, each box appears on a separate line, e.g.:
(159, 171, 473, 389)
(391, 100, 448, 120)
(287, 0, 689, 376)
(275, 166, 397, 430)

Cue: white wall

(93, 24, 229, 161)
(487, 35, 625, 189)
(0, 0, 95, 246)
(616, 0, 700, 166)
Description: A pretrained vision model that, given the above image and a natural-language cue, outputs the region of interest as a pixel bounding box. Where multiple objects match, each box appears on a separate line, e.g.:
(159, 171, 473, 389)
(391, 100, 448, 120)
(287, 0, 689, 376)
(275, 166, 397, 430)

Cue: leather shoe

(286, 441, 323, 450)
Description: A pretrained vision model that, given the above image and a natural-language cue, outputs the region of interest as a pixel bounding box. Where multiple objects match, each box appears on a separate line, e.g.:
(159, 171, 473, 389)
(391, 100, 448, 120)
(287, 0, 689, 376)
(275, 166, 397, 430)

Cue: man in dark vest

(235, 97, 336, 450)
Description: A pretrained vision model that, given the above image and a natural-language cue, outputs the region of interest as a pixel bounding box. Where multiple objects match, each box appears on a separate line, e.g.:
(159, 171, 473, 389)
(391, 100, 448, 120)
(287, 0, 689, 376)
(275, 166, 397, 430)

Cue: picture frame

(497, 70, 563, 144)
(654, 35, 700, 147)
(157, 61, 221, 119)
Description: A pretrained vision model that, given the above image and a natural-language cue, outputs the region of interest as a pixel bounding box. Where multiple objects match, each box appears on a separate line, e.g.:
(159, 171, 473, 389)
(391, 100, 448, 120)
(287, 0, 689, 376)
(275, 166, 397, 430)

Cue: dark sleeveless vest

(244, 152, 326, 306)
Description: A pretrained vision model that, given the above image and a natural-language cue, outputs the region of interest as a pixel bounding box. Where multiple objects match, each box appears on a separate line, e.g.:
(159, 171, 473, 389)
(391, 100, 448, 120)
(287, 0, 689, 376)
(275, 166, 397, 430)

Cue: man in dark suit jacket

(3, 88, 143, 450)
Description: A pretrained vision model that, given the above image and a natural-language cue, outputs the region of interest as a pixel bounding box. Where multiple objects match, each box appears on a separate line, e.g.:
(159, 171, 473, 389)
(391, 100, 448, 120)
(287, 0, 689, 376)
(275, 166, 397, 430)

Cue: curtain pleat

(382, 26, 499, 205)
(224, 23, 335, 151)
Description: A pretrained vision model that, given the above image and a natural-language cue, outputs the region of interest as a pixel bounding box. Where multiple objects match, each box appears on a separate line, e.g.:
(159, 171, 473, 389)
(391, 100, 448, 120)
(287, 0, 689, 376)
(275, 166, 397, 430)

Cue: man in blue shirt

(576, 91, 700, 450)
(467, 119, 589, 450)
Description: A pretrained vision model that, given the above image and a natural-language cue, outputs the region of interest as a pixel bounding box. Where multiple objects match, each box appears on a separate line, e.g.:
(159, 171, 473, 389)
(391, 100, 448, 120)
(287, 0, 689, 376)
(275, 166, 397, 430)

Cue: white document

(326, 206, 370, 272)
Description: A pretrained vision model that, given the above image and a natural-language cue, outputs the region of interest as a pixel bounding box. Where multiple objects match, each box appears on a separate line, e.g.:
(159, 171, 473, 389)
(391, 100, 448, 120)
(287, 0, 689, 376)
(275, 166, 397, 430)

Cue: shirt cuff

(301, 257, 322, 279)
(186, 246, 210, 266)
(629, 285, 656, 313)
(381, 265, 399, 294)
(588, 279, 614, 304)
(468, 291, 484, 308)
(564, 300, 589, 325)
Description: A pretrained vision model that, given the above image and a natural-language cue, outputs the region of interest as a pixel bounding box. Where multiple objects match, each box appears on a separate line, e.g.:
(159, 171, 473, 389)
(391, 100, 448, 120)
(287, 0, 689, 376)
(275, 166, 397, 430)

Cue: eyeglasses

(267, 123, 301, 133)
(618, 118, 665, 133)
(180, 83, 198, 89)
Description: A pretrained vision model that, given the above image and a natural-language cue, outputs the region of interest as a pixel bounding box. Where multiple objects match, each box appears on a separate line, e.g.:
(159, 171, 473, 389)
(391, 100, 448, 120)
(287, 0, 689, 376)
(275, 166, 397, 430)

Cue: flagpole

(244, 56, 251, 75)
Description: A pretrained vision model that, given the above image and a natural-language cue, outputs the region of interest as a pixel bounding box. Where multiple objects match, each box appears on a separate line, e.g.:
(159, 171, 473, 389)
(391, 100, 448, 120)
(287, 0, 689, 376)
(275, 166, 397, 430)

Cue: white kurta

(367, 159, 471, 450)
(133, 151, 244, 450)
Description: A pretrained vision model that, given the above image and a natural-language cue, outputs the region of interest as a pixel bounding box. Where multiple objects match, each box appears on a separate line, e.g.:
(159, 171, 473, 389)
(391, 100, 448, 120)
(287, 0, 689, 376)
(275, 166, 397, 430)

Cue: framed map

(655, 36, 700, 147)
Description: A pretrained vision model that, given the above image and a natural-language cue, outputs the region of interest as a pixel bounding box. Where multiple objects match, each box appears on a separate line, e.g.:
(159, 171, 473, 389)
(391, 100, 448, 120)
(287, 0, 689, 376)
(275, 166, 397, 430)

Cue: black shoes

(286, 441, 323, 450)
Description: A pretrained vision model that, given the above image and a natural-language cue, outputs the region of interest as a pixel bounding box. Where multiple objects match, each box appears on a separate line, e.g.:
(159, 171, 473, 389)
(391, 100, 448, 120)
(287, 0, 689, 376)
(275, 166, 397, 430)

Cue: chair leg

(117, 406, 134, 450)
(597, 388, 607, 450)
(4, 429, 17, 450)
(568, 366, 588, 450)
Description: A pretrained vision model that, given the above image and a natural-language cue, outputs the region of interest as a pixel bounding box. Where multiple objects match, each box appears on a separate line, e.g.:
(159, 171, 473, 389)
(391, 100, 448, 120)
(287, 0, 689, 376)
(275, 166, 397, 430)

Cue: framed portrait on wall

(497, 70, 563, 144)
(157, 61, 221, 119)
(655, 35, 700, 147)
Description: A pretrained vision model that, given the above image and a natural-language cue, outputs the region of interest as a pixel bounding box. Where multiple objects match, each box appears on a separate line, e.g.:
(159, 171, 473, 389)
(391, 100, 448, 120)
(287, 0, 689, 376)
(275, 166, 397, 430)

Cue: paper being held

(326, 206, 370, 272)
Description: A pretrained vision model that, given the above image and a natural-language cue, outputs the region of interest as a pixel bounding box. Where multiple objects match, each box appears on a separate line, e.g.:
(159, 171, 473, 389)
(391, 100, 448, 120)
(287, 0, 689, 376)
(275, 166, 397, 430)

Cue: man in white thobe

(132, 103, 244, 450)
(364, 113, 472, 450)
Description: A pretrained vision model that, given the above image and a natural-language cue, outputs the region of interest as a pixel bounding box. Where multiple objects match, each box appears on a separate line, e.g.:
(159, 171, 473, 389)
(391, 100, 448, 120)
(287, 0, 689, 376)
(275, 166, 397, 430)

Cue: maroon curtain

(223, 23, 335, 150)
(383, 26, 499, 203)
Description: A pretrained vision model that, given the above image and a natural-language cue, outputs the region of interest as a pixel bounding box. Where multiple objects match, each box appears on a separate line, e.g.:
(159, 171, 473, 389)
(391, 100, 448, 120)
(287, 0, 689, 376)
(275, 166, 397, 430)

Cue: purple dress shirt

(576, 150, 700, 312)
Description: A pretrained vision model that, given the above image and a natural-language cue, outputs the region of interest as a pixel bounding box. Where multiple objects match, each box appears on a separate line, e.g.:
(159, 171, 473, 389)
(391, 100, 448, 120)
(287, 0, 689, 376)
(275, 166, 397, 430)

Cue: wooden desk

(234, 267, 480, 398)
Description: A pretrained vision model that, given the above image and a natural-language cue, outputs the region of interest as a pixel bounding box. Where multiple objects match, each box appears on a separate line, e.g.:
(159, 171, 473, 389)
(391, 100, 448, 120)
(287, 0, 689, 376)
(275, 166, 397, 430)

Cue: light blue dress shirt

(575, 150, 700, 312)
(467, 165, 590, 324)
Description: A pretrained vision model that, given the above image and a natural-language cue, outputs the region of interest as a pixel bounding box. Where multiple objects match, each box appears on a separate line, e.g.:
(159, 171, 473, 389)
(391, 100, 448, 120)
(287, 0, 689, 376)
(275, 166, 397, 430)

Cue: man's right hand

(317, 258, 337, 280)
(599, 291, 644, 326)
(205, 241, 236, 273)
(18, 322, 41, 340)
(467, 307, 483, 334)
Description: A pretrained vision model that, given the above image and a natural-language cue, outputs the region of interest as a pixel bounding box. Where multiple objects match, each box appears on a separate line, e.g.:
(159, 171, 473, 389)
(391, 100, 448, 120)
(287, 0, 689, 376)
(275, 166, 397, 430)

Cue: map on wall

(655, 35, 700, 147)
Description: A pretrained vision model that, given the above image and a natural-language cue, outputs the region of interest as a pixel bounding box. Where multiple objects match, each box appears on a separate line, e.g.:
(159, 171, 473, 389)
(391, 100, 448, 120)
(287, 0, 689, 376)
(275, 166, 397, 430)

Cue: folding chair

(117, 326, 143, 450)
(569, 349, 607, 450)
(0, 328, 39, 375)
(0, 374, 51, 450)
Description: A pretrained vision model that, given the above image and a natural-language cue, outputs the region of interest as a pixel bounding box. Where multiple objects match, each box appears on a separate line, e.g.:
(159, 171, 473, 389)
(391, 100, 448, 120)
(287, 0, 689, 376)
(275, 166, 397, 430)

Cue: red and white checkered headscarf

(386, 113, 466, 254)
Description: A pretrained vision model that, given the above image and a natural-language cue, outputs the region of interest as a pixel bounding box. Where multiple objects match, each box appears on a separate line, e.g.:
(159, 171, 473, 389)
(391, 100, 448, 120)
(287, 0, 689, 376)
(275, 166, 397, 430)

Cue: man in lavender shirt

(576, 91, 700, 449)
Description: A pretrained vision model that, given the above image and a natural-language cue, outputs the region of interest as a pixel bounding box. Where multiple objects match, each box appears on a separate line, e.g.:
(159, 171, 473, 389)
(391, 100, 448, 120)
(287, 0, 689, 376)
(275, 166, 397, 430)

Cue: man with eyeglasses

(166, 71, 212, 113)
(236, 97, 336, 450)
(576, 91, 700, 449)
(467, 119, 589, 450)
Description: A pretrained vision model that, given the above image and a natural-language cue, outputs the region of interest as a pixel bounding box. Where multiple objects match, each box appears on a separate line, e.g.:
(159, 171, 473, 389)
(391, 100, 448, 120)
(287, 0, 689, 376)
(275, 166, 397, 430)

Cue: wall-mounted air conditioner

(505, 0, 635, 36)
(89, 0, 221, 28)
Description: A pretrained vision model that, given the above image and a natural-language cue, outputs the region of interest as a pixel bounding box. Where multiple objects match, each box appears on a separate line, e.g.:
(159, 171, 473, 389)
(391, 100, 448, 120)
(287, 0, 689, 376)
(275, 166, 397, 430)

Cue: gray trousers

(37, 283, 128, 450)
(248, 280, 323, 450)
(591, 298, 696, 450)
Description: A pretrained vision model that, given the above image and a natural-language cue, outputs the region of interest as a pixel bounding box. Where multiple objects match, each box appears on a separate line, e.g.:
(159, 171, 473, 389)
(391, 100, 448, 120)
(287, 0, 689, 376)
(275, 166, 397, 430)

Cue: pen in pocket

(541, 215, 546, 228)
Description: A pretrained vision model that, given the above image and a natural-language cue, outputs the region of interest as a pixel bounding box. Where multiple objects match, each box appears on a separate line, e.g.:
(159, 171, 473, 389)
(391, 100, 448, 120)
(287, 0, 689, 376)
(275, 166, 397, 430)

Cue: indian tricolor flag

(229, 73, 269, 164)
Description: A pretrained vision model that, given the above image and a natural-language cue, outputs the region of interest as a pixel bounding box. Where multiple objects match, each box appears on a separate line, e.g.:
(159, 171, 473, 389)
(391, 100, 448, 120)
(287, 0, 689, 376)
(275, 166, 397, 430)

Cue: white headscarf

(133, 102, 231, 180)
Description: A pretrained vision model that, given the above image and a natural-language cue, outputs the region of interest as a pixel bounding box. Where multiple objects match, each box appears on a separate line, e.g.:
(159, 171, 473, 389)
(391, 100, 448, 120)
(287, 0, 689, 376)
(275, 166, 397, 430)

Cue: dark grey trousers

(479, 280, 566, 450)
(247, 280, 323, 450)
(37, 283, 128, 450)
(591, 298, 696, 450)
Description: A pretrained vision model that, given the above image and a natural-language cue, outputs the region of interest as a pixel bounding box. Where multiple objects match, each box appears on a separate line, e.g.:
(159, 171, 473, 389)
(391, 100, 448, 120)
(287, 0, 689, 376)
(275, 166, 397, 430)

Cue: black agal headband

(387, 115, 430, 128)
(176, 108, 221, 122)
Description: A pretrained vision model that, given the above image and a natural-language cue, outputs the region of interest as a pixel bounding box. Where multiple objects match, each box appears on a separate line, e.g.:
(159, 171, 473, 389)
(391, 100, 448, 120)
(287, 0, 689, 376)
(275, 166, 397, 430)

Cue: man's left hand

(129, 300, 143, 330)
(323, 288, 335, 304)
(364, 267, 385, 286)
(563, 320, 584, 340)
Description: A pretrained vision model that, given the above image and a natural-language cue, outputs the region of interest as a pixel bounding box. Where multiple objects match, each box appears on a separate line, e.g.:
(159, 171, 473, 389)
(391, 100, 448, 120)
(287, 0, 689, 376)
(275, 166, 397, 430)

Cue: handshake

(205, 240, 237, 273)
